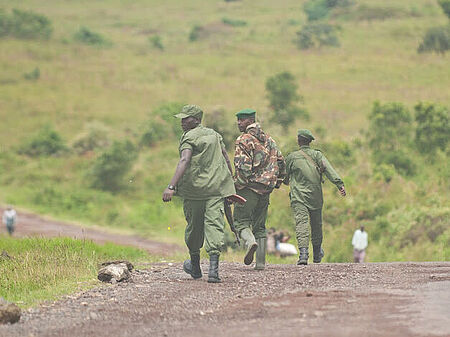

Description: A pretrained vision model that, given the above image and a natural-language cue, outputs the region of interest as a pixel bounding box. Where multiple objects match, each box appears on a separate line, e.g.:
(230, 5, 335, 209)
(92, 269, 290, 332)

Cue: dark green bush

(296, 23, 340, 49)
(140, 120, 166, 147)
(318, 140, 355, 169)
(222, 17, 247, 27)
(151, 102, 185, 137)
(303, 0, 353, 21)
(414, 102, 449, 153)
(204, 106, 239, 150)
(23, 67, 40, 81)
(367, 101, 412, 153)
(373, 163, 396, 183)
(90, 140, 138, 192)
(438, 0, 450, 19)
(149, 35, 164, 50)
(19, 125, 67, 156)
(74, 27, 110, 46)
(72, 122, 110, 154)
(266, 72, 308, 130)
(189, 25, 203, 42)
(0, 9, 52, 39)
(417, 25, 450, 54)
(382, 151, 416, 176)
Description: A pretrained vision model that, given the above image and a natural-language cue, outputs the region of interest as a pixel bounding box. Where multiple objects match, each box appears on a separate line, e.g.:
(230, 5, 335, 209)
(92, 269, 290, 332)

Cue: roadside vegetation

(0, 0, 449, 264)
(0, 236, 150, 307)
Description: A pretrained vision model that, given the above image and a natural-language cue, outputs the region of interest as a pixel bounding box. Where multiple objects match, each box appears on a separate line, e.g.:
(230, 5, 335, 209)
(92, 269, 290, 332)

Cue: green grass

(0, 236, 153, 307)
(0, 0, 449, 263)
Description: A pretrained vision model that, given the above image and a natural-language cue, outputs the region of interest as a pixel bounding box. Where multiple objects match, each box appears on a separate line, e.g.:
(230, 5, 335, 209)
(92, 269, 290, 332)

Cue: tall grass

(0, 236, 150, 306)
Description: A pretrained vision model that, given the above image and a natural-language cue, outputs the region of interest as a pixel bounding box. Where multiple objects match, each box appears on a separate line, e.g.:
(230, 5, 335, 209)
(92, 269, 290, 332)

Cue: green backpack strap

(298, 149, 324, 183)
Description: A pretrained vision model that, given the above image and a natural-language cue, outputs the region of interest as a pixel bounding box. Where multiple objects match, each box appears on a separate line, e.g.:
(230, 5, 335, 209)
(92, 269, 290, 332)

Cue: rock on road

(1, 261, 449, 337)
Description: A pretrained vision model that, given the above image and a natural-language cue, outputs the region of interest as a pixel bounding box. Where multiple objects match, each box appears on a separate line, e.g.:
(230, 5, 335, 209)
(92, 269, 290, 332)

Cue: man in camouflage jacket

(233, 108, 286, 270)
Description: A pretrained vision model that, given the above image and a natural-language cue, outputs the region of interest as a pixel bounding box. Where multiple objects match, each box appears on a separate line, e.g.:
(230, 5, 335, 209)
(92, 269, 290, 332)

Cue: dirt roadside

(1, 210, 449, 337)
(0, 207, 181, 256)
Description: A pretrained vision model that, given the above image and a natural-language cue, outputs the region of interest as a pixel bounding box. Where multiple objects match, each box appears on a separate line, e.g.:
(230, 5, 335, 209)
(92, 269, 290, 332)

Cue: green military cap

(297, 129, 315, 141)
(174, 104, 203, 120)
(236, 108, 256, 119)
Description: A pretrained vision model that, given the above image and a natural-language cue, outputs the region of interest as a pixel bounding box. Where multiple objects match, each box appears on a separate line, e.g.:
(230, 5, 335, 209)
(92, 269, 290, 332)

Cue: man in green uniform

(284, 129, 346, 265)
(162, 104, 236, 283)
(233, 108, 286, 270)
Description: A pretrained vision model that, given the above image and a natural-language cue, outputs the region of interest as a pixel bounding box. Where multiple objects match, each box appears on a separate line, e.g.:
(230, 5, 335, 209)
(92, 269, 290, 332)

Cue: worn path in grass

(1, 262, 449, 337)
(0, 207, 181, 256)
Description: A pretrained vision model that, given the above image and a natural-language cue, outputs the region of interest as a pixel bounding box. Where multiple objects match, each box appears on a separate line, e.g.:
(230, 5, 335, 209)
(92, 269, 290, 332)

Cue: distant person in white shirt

(352, 225, 368, 263)
(2, 206, 17, 236)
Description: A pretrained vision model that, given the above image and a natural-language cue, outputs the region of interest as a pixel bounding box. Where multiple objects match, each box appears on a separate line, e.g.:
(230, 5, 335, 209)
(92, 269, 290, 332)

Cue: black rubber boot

(313, 245, 324, 263)
(297, 247, 309, 265)
(207, 254, 222, 283)
(183, 254, 202, 279)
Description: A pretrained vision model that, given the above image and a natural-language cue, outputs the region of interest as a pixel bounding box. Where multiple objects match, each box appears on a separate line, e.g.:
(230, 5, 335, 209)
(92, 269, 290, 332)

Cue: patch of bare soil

(1, 262, 449, 337)
(0, 208, 181, 256)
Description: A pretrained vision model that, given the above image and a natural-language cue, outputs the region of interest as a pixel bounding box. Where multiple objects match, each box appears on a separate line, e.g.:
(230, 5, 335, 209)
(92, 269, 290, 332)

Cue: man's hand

(339, 186, 346, 197)
(162, 188, 174, 202)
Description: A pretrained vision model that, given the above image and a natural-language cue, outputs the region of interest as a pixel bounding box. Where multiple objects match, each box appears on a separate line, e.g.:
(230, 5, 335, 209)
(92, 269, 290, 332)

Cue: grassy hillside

(0, 0, 448, 262)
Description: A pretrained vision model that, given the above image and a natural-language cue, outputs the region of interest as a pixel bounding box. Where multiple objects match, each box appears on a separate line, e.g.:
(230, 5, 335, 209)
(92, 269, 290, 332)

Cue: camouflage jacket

(234, 123, 286, 194)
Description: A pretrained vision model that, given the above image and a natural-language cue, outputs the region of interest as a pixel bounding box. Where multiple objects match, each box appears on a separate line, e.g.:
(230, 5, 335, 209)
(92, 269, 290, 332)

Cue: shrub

(0, 9, 52, 39)
(72, 122, 110, 154)
(89, 140, 138, 192)
(204, 106, 239, 150)
(222, 17, 247, 27)
(303, 0, 353, 21)
(19, 125, 67, 156)
(438, 0, 450, 19)
(383, 150, 416, 176)
(417, 25, 450, 54)
(140, 120, 166, 147)
(23, 67, 40, 81)
(266, 72, 308, 130)
(189, 25, 203, 42)
(74, 27, 110, 46)
(318, 140, 355, 169)
(373, 163, 396, 183)
(414, 102, 449, 153)
(151, 102, 185, 138)
(367, 101, 412, 153)
(296, 23, 340, 49)
(149, 35, 164, 50)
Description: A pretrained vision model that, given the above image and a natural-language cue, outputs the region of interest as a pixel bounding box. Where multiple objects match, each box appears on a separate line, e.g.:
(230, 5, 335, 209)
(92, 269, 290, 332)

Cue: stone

(0, 297, 21, 324)
(0, 251, 12, 260)
(98, 263, 131, 283)
(100, 260, 133, 272)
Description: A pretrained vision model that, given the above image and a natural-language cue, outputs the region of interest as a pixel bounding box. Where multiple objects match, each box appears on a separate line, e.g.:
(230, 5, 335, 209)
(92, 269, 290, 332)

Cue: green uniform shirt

(285, 145, 344, 210)
(176, 125, 236, 200)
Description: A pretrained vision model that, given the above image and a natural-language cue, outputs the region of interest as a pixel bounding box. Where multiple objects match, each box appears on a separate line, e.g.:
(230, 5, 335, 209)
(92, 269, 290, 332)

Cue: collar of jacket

(245, 122, 259, 132)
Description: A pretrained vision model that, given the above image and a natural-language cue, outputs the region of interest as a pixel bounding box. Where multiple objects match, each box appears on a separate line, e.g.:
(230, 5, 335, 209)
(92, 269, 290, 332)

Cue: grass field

(0, 0, 449, 263)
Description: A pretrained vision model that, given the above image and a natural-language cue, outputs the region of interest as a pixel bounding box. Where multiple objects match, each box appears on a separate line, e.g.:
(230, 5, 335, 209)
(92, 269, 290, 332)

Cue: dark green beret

(174, 104, 203, 120)
(236, 108, 256, 119)
(297, 129, 315, 141)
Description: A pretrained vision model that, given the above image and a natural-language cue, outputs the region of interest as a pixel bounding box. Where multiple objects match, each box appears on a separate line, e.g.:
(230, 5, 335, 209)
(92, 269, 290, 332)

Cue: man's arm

(275, 148, 286, 188)
(320, 153, 346, 196)
(234, 136, 254, 185)
(162, 149, 192, 202)
(222, 147, 233, 175)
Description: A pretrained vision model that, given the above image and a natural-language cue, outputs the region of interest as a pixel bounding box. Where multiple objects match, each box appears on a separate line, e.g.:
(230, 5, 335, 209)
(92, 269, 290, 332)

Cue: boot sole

(207, 278, 222, 283)
(244, 243, 258, 265)
(297, 260, 308, 265)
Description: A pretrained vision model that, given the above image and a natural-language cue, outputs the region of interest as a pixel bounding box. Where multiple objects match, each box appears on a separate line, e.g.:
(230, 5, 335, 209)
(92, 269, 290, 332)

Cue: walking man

(284, 129, 346, 265)
(162, 104, 236, 283)
(233, 108, 286, 270)
(2, 206, 17, 236)
(352, 225, 368, 263)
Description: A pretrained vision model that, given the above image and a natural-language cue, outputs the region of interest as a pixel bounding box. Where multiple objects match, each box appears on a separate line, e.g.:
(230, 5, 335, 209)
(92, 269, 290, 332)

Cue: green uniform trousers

(291, 202, 323, 249)
(183, 197, 225, 257)
(233, 188, 270, 240)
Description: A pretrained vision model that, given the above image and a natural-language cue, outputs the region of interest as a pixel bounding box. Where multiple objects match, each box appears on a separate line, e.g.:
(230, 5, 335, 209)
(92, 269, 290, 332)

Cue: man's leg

(310, 208, 324, 263)
(234, 188, 258, 265)
(203, 197, 225, 283)
(183, 199, 206, 279)
(292, 202, 310, 265)
(253, 192, 270, 270)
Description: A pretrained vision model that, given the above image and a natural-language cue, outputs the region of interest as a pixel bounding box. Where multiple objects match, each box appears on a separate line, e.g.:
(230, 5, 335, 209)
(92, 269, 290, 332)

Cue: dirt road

(1, 210, 449, 336)
(0, 207, 180, 256)
(1, 261, 449, 337)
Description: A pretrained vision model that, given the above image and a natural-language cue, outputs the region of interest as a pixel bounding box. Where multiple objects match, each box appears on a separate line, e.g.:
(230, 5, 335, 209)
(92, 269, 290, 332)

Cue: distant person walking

(2, 206, 17, 235)
(352, 225, 368, 263)
(233, 108, 286, 270)
(162, 105, 235, 283)
(284, 129, 346, 265)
